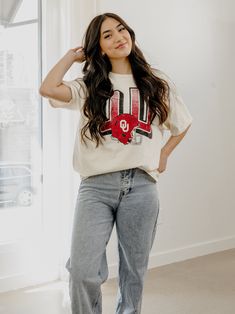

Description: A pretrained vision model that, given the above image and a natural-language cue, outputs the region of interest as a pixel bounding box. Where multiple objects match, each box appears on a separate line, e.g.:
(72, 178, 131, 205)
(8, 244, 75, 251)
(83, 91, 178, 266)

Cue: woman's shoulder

(66, 77, 88, 96)
(151, 67, 177, 91)
(74, 77, 86, 87)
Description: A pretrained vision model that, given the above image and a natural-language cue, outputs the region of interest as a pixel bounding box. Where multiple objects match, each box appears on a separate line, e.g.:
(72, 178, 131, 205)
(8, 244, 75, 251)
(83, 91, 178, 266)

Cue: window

(0, 0, 42, 237)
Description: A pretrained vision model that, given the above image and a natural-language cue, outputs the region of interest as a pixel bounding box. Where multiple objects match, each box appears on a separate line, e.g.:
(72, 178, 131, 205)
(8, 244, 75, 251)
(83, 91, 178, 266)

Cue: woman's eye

(119, 27, 125, 31)
(104, 34, 111, 39)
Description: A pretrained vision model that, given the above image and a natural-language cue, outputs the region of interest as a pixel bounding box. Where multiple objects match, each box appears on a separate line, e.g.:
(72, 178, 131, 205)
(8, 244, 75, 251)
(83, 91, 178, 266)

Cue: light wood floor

(0, 249, 235, 314)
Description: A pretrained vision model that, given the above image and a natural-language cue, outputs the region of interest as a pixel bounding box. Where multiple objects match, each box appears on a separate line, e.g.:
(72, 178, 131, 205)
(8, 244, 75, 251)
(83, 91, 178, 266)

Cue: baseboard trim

(2, 236, 234, 291)
(108, 235, 235, 278)
(0, 270, 58, 294)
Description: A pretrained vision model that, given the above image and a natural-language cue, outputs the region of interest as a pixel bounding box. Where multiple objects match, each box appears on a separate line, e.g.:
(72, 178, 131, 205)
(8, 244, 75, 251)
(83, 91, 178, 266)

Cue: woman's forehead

(100, 17, 122, 33)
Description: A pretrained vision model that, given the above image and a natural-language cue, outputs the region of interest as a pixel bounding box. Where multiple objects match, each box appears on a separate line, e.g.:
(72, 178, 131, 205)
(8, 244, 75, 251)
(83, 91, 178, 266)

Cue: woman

(40, 12, 192, 314)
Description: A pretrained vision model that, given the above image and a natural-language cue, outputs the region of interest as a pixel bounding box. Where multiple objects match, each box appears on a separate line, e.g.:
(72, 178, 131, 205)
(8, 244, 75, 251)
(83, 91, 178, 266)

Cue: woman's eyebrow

(102, 23, 122, 35)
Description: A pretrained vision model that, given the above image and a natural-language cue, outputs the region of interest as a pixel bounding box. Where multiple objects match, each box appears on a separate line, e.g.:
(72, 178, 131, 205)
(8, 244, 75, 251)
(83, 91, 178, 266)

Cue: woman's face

(99, 17, 132, 60)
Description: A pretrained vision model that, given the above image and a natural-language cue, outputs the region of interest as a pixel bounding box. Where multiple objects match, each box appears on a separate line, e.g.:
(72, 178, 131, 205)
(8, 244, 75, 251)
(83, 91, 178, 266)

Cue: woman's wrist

(64, 50, 78, 63)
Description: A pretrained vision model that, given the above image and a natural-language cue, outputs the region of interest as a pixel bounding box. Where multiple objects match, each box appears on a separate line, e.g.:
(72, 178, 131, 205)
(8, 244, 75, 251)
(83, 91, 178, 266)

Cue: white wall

(92, 0, 235, 276)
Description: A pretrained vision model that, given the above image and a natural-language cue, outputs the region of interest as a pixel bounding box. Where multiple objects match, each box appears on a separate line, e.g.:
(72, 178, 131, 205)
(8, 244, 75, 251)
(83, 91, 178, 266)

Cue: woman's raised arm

(39, 47, 85, 103)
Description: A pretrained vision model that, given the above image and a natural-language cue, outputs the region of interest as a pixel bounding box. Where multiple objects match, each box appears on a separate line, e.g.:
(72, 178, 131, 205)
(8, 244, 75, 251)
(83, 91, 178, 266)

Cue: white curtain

(42, 0, 97, 282)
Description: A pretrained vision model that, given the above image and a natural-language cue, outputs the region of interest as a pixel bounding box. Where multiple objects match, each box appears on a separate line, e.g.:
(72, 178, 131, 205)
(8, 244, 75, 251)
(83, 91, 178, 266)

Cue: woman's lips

(116, 43, 127, 49)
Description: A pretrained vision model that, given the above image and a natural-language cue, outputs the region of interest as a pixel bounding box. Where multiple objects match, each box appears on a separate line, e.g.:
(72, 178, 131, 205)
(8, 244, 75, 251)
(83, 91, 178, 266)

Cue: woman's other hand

(157, 150, 168, 173)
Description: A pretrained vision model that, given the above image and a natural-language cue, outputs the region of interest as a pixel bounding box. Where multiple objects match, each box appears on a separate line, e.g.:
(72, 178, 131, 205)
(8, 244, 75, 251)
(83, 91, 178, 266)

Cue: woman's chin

(111, 50, 131, 59)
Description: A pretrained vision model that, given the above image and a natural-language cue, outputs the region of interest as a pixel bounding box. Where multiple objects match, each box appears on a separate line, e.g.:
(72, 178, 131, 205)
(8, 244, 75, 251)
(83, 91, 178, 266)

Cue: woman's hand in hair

(69, 46, 86, 63)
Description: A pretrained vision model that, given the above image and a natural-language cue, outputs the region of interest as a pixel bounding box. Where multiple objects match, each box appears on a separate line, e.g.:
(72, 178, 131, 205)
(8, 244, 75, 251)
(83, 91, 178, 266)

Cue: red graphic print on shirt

(101, 88, 152, 144)
(111, 114, 139, 145)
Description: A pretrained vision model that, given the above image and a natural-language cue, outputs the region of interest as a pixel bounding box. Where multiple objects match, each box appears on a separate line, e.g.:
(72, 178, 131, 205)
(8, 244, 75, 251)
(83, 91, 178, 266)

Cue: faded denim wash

(66, 167, 160, 314)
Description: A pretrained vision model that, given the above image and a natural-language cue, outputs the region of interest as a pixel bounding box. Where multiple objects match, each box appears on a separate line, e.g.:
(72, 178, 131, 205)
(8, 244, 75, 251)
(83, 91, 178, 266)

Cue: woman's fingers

(72, 46, 84, 52)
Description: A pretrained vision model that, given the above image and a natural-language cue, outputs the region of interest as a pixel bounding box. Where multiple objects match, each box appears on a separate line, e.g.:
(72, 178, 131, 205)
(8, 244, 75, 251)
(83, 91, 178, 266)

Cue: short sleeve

(153, 69, 193, 136)
(48, 78, 87, 111)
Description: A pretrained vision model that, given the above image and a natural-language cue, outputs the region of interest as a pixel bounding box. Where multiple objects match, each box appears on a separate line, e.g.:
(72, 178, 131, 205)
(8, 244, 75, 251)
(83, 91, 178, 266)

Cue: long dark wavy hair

(81, 12, 170, 147)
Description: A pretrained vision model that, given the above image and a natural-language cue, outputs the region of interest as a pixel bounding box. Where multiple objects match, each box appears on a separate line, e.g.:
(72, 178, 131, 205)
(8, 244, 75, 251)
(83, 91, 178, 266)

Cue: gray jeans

(66, 168, 160, 314)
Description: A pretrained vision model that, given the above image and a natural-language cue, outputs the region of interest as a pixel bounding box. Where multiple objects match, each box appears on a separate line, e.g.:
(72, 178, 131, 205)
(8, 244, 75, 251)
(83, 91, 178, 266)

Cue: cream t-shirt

(49, 69, 193, 182)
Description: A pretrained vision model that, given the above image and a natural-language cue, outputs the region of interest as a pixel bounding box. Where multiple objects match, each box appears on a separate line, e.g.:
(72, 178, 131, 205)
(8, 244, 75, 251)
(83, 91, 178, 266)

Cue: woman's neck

(110, 58, 132, 74)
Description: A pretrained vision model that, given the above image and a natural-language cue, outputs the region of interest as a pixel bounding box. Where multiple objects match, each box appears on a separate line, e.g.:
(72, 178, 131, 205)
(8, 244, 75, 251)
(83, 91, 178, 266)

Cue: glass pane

(0, 0, 42, 241)
(13, 0, 38, 23)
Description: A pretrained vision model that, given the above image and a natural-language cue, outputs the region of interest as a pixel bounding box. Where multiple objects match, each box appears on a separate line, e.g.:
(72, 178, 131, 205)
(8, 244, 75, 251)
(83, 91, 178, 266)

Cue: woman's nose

(114, 31, 123, 42)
